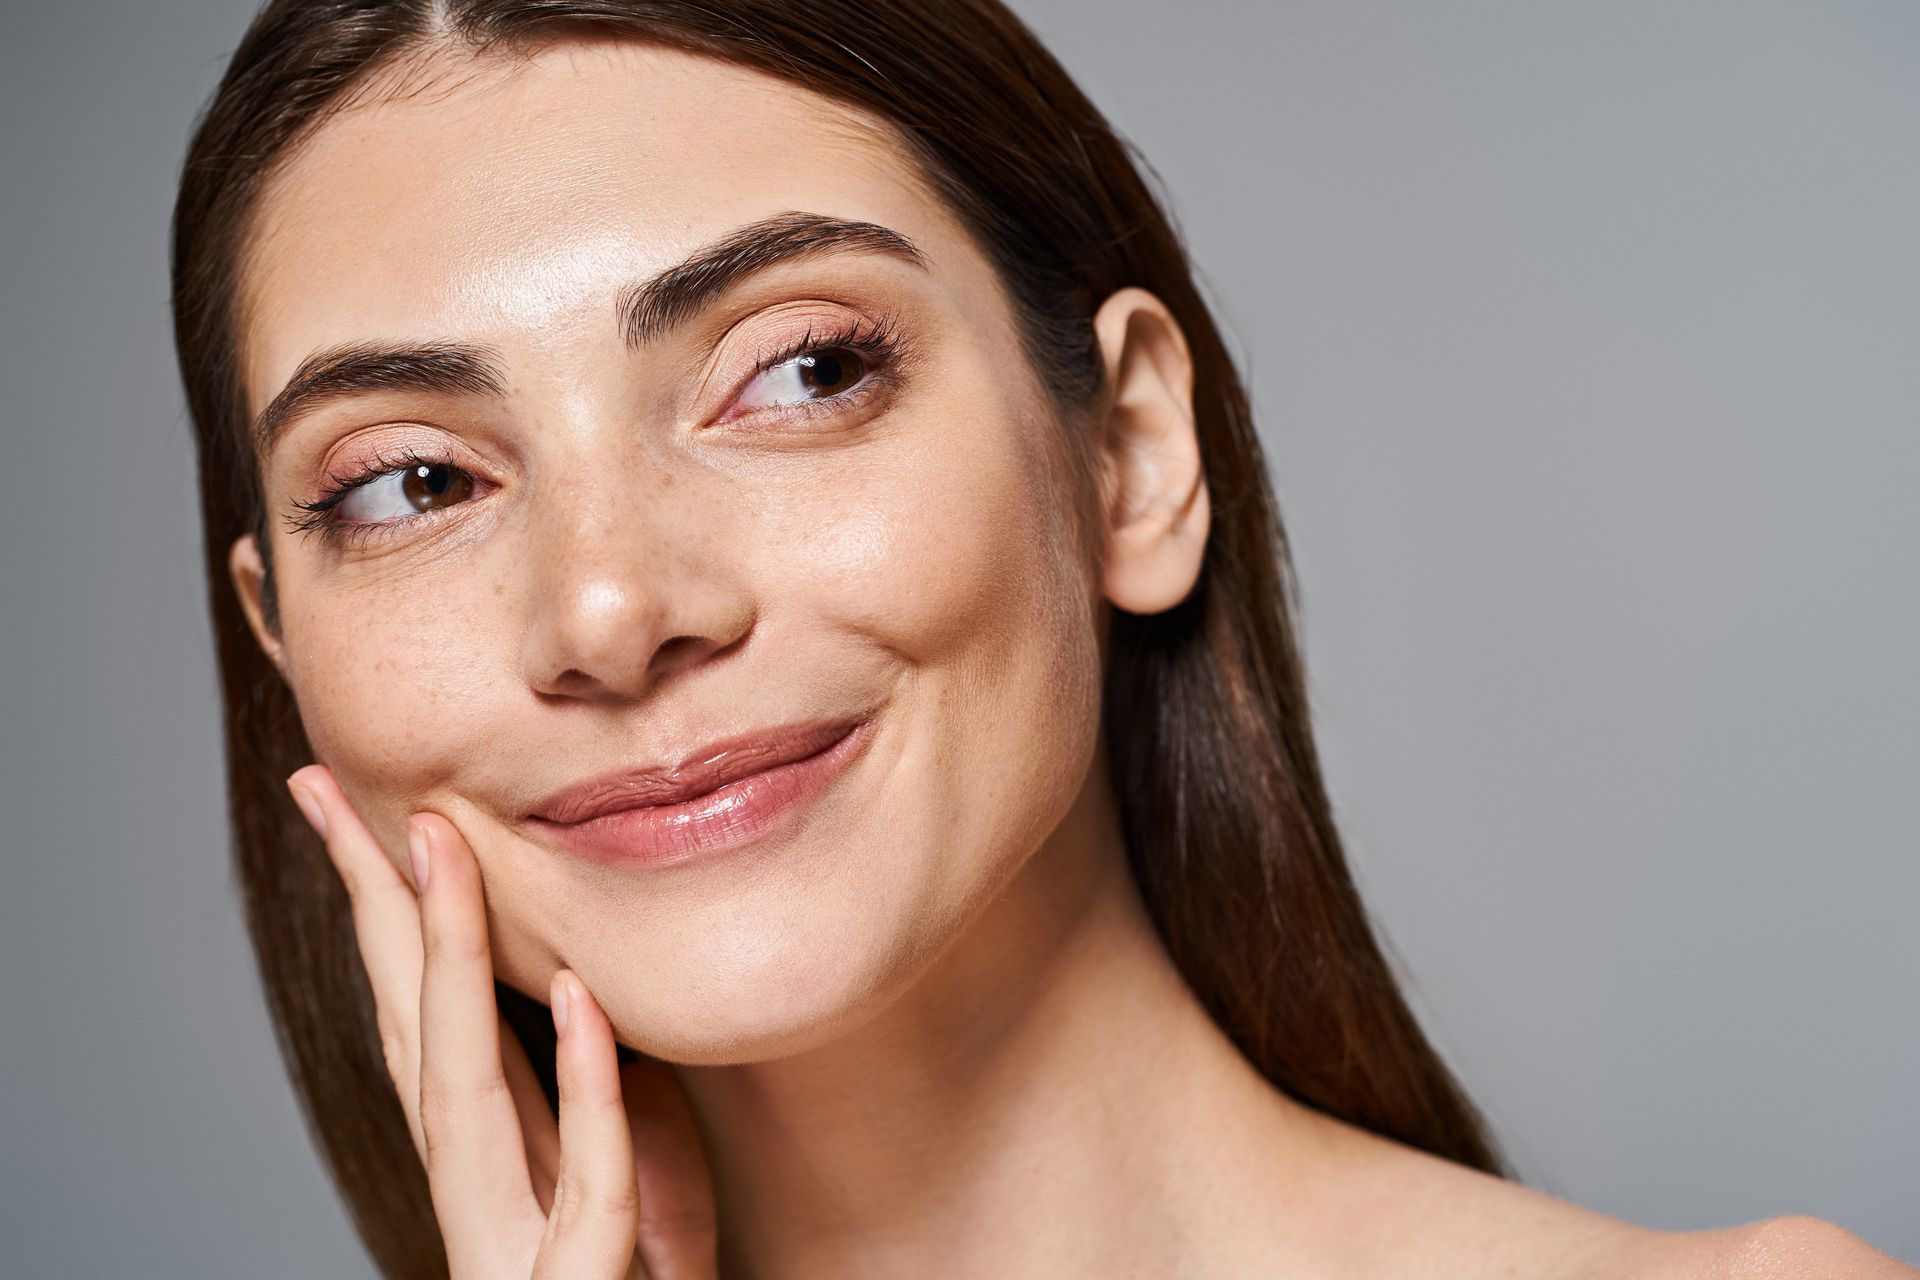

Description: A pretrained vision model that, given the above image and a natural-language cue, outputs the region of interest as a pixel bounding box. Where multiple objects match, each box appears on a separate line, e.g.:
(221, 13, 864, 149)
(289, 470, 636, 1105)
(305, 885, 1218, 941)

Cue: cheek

(763, 400, 1105, 863)
(596, 410, 1107, 1058)
(277, 563, 507, 823)
(767, 413, 1091, 672)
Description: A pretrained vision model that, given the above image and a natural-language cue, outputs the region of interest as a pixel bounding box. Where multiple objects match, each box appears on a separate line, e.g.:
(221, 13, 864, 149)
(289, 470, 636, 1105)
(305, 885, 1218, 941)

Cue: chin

(587, 923, 928, 1066)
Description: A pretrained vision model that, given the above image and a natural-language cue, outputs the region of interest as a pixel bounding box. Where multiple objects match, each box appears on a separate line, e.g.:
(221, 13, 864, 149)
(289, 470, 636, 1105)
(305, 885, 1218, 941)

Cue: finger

(288, 765, 427, 1159)
(621, 1057, 720, 1280)
(500, 1009, 561, 1215)
(536, 971, 642, 1279)
(413, 811, 544, 1266)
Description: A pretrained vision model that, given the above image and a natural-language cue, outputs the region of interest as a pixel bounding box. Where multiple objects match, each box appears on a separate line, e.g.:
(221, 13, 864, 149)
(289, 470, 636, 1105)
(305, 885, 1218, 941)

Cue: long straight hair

(173, 2, 1505, 1274)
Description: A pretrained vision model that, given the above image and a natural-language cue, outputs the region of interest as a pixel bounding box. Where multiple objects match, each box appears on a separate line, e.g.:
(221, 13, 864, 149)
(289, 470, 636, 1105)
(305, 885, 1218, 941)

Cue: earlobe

(229, 533, 288, 675)
(1091, 287, 1211, 615)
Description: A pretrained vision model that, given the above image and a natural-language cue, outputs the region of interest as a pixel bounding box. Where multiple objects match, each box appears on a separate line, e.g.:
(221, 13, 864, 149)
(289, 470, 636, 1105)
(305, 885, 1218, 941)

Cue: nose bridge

(519, 439, 740, 699)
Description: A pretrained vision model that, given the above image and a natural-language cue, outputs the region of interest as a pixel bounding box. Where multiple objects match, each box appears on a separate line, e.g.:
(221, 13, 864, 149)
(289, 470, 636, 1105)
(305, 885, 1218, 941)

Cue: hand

(287, 765, 720, 1280)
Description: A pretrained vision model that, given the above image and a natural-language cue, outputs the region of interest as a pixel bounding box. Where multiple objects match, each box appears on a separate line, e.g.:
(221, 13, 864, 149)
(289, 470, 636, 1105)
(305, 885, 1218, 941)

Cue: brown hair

(172, 2, 1505, 1274)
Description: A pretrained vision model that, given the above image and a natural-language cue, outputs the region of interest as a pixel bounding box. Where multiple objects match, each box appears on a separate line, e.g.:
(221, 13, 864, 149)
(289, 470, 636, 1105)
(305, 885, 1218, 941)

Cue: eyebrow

(251, 211, 927, 454)
(618, 211, 926, 347)
(251, 343, 507, 455)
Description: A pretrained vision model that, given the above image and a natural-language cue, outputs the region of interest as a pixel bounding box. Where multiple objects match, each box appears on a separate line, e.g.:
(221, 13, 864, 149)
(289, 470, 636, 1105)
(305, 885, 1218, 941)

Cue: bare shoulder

(1470, 1196, 1918, 1280)
(1284, 1112, 1913, 1280)
(1281, 1115, 1667, 1278)
(1626, 1215, 1920, 1280)
(1314, 1126, 1911, 1278)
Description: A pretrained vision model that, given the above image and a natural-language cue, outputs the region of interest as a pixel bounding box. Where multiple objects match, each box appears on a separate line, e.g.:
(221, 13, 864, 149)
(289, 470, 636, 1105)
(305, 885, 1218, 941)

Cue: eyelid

(708, 307, 907, 426)
(304, 422, 490, 490)
(283, 429, 496, 549)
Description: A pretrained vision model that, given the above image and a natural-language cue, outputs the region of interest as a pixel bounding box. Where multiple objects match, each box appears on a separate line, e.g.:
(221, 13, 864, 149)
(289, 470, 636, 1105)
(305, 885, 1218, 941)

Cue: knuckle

(592, 1177, 642, 1221)
(422, 914, 491, 969)
(418, 1061, 513, 1132)
(550, 1168, 641, 1235)
(545, 1173, 588, 1236)
(412, 1083, 455, 1155)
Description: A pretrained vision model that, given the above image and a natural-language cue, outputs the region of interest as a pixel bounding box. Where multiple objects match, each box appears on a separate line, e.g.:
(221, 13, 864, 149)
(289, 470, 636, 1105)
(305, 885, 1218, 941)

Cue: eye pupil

(401, 462, 470, 511)
(798, 348, 862, 395)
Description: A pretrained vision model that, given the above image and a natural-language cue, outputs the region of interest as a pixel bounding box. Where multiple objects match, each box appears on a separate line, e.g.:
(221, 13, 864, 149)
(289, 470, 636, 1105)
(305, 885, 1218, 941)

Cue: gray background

(2, 2, 1913, 1275)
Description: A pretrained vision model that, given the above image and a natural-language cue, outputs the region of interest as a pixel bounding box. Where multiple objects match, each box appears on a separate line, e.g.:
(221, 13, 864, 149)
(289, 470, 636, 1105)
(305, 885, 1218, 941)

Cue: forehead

(237, 38, 960, 414)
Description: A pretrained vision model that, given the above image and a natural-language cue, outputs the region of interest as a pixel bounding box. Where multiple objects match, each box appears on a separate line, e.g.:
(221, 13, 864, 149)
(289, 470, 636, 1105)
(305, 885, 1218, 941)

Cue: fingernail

(287, 778, 328, 840)
(407, 819, 431, 894)
(551, 975, 572, 1039)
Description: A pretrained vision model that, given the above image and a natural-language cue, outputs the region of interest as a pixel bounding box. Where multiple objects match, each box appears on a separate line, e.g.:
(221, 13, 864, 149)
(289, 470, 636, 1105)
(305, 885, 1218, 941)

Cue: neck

(673, 755, 1321, 1279)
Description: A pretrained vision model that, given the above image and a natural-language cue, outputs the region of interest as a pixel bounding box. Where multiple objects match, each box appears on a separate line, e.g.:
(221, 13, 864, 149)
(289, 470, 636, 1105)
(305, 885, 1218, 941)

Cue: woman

(170, 2, 1907, 1276)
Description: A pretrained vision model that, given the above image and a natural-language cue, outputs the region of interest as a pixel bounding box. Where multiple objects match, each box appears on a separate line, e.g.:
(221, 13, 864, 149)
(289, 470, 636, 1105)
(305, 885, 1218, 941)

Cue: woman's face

(232, 40, 1113, 1062)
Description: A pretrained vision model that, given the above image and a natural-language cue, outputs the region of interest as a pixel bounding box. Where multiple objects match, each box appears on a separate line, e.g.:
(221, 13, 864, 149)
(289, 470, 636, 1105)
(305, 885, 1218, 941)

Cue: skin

(230, 37, 1910, 1280)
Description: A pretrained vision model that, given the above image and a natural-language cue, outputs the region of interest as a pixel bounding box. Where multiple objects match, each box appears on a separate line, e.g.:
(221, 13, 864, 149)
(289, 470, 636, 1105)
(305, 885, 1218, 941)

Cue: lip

(523, 715, 875, 868)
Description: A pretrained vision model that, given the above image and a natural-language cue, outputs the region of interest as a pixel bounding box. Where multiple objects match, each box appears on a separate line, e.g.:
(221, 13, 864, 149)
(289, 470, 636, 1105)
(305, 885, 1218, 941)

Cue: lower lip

(525, 718, 876, 868)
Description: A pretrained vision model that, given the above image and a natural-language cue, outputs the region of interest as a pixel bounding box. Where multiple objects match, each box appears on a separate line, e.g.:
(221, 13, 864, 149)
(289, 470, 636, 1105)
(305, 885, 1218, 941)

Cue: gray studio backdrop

(3, 3, 1914, 1275)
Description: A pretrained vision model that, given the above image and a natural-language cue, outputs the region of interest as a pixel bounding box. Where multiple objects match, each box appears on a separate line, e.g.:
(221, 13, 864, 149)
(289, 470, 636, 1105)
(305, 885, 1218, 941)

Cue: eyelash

(283, 444, 450, 551)
(732, 312, 905, 422)
(282, 314, 906, 551)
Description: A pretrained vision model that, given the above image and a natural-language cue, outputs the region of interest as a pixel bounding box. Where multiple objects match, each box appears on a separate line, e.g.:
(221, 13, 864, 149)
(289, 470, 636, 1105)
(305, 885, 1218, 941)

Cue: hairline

(227, 31, 954, 433)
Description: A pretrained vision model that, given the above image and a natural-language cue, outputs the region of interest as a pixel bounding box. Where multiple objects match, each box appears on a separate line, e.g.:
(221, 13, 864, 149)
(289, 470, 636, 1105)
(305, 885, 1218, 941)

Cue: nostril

(545, 667, 601, 697)
(535, 637, 716, 703)
(648, 633, 715, 681)
(525, 587, 755, 702)
(654, 633, 702, 661)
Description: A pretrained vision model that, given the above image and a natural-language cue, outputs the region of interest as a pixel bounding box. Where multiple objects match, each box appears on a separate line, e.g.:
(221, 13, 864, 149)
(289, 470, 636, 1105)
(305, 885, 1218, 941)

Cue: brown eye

(333, 459, 479, 526)
(399, 462, 473, 512)
(796, 348, 865, 396)
(733, 342, 879, 417)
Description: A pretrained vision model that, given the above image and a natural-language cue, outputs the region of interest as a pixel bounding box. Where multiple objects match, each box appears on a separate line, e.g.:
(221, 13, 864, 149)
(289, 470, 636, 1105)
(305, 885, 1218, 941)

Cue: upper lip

(527, 715, 868, 825)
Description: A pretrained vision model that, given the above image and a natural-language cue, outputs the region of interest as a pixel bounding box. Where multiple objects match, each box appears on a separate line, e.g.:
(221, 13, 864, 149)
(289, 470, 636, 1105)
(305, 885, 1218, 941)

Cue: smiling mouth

(522, 716, 876, 868)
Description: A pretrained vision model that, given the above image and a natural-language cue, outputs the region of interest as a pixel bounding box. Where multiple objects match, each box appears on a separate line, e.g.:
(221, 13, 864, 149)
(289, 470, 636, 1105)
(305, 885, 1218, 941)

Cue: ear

(229, 533, 289, 677)
(1092, 287, 1211, 615)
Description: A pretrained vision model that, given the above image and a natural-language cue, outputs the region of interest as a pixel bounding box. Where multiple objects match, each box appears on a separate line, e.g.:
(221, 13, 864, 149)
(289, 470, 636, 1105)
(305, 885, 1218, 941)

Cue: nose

(519, 469, 754, 703)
